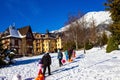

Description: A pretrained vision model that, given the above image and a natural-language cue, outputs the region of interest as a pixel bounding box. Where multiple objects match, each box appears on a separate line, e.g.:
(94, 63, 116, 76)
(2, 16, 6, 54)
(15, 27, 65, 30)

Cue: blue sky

(0, 0, 106, 33)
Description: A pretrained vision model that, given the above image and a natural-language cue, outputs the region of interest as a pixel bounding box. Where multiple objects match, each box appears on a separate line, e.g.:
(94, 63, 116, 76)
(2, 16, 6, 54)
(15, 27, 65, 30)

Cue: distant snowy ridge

(52, 11, 112, 33)
(83, 11, 112, 26)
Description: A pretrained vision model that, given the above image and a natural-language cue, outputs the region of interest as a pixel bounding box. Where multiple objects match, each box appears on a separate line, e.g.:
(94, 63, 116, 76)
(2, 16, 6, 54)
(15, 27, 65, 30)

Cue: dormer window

(27, 32, 32, 38)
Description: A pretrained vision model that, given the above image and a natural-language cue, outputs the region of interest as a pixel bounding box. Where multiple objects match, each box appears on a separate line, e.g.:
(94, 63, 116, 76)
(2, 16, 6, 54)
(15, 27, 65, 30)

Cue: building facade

(33, 33, 44, 54)
(1, 26, 63, 55)
(18, 26, 34, 55)
(1, 26, 22, 54)
(1, 26, 34, 56)
(33, 32, 63, 54)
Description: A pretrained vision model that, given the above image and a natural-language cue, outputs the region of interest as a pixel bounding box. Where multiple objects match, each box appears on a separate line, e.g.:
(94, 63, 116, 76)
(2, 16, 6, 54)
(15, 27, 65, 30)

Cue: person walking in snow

(68, 48, 73, 62)
(57, 49, 63, 67)
(35, 59, 45, 80)
(64, 50, 69, 61)
(72, 49, 76, 58)
(41, 52, 51, 76)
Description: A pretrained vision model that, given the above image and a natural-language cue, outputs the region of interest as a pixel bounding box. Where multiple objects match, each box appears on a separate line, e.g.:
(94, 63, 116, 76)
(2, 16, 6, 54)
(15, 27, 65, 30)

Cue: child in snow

(64, 50, 69, 61)
(38, 60, 43, 75)
(72, 50, 76, 58)
(35, 60, 44, 80)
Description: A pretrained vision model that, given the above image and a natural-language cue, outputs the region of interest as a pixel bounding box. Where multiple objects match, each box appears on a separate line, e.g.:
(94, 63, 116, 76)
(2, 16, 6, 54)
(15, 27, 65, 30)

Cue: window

(15, 40, 18, 45)
(27, 32, 32, 38)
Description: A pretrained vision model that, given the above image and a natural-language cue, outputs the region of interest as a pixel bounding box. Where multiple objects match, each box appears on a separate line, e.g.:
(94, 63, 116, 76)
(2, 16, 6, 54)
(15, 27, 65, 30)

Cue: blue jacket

(57, 51, 63, 59)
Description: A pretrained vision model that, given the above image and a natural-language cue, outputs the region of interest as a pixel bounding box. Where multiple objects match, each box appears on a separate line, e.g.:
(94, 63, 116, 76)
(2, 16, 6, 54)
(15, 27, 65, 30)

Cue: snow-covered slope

(53, 11, 112, 33)
(83, 11, 111, 26)
(1, 47, 120, 80)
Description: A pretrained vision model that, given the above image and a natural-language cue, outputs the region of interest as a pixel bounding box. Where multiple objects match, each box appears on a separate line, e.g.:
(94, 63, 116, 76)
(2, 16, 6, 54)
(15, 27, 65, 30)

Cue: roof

(1, 25, 34, 39)
(18, 26, 30, 36)
(18, 25, 34, 39)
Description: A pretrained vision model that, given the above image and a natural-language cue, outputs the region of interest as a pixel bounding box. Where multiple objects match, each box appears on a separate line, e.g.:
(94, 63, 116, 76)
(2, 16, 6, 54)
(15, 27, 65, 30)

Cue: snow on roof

(9, 26, 21, 38)
(2, 26, 26, 38)
(17, 30, 26, 38)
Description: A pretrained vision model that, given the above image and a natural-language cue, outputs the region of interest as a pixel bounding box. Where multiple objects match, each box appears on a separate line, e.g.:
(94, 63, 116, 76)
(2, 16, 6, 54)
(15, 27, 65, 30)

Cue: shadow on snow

(13, 58, 40, 66)
(64, 54, 85, 65)
(76, 54, 85, 59)
(24, 77, 35, 80)
(87, 56, 117, 68)
(52, 65, 79, 74)
(14, 54, 56, 66)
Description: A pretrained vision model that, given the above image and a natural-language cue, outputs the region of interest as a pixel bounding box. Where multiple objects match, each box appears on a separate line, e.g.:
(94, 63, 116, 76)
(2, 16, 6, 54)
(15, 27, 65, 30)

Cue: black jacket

(41, 53, 51, 66)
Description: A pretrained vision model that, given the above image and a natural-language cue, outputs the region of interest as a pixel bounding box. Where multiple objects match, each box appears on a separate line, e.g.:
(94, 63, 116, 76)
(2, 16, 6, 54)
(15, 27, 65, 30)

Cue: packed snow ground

(1, 46, 120, 80)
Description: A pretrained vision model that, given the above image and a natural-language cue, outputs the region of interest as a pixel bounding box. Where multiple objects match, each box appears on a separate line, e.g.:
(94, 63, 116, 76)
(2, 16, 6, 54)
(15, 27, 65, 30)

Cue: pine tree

(106, 36, 118, 53)
(0, 38, 3, 54)
(101, 31, 108, 46)
(105, 0, 120, 42)
(0, 38, 6, 66)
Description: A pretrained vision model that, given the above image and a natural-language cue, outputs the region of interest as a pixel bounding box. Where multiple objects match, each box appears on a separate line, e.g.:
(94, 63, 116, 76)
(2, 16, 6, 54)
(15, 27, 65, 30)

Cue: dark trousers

(59, 59, 63, 67)
(43, 65, 51, 76)
(68, 53, 72, 60)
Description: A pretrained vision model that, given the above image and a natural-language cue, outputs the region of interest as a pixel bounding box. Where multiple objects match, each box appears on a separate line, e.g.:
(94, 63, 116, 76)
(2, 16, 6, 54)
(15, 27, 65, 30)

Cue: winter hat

(39, 60, 42, 64)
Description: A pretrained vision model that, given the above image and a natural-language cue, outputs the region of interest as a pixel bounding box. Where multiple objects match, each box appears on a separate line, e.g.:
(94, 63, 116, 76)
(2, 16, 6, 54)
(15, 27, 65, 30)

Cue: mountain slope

(53, 11, 112, 33)
(83, 11, 112, 26)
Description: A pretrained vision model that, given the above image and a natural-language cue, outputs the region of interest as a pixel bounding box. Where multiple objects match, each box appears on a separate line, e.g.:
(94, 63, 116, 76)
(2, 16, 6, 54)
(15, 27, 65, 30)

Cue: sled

(61, 59, 66, 64)
(35, 74, 44, 80)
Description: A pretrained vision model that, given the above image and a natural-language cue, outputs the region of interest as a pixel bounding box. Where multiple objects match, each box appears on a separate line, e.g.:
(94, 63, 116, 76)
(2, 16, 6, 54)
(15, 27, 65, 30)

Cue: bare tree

(89, 18, 98, 45)
(63, 13, 83, 50)
(79, 16, 89, 54)
(63, 12, 98, 54)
